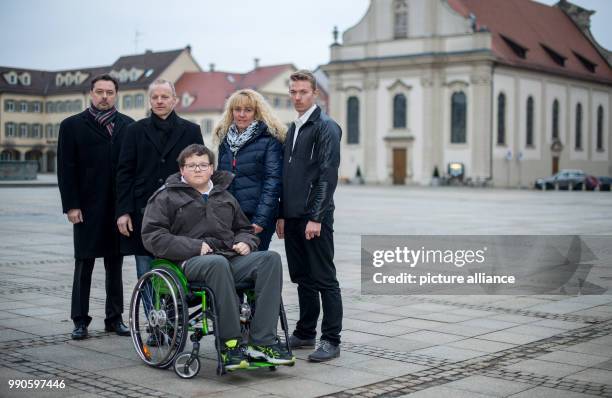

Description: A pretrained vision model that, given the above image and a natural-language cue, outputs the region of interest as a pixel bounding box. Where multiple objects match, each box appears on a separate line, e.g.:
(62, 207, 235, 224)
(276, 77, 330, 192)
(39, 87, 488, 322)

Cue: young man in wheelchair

(141, 144, 294, 369)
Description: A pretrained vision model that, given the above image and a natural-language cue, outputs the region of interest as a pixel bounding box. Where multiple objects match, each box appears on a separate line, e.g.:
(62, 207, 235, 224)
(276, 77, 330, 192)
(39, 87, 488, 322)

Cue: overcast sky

(0, 0, 610, 73)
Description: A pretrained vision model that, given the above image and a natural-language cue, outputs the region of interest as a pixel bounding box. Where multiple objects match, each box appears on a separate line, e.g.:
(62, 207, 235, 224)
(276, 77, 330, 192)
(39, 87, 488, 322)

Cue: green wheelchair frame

(129, 259, 292, 378)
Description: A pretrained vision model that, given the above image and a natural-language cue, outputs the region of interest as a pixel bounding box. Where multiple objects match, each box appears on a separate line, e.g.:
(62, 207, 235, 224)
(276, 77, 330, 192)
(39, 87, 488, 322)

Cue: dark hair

(90, 74, 119, 92)
(290, 70, 317, 91)
(177, 144, 215, 167)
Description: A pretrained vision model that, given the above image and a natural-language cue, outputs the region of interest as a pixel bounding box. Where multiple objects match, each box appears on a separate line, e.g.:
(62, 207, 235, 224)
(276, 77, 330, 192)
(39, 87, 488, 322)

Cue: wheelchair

(129, 259, 292, 379)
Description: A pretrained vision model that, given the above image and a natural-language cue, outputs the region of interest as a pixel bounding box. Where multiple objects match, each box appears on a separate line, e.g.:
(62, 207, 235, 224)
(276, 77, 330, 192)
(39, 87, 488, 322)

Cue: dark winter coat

(115, 112, 203, 255)
(217, 121, 283, 230)
(280, 106, 341, 223)
(141, 171, 259, 263)
(57, 110, 134, 259)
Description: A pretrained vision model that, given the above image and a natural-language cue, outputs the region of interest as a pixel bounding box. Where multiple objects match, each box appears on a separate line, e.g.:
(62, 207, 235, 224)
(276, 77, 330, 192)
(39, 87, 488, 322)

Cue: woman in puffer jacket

(214, 89, 286, 250)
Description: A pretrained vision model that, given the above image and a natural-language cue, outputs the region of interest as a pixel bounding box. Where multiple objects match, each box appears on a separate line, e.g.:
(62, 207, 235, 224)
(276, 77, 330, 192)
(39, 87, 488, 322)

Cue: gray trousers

(183, 251, 282, 345)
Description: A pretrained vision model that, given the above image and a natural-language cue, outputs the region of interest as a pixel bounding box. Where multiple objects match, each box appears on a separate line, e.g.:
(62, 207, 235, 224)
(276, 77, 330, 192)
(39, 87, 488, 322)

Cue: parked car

(597, 176, 612, 191)
(534, 169, 586, 190)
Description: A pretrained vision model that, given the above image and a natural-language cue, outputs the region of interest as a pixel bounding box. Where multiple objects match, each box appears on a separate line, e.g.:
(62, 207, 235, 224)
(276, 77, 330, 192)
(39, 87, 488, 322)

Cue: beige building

(175, 62, 328, 146)
(0, 46, 200, 172)
(323, 0, 612, 186)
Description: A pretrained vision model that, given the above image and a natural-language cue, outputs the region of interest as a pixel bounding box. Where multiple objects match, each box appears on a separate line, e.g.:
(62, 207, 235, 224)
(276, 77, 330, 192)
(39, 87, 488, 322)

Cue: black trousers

(71, 256, 124, 327)
(284, 217, 342, 345)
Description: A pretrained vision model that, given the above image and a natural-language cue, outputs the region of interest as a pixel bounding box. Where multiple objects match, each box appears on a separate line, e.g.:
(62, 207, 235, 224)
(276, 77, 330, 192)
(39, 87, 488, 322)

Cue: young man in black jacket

(276, 70, 343, 362)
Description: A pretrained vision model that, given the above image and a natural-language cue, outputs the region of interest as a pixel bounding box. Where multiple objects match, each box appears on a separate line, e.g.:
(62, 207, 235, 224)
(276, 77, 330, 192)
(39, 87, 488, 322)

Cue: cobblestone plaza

(1, 183, 611, 397)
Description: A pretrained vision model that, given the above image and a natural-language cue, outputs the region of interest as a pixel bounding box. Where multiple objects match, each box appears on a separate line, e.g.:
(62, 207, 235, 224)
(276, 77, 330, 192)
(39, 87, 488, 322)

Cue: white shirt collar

(181, 176, 213, 195)
(295, 104, 317, 127)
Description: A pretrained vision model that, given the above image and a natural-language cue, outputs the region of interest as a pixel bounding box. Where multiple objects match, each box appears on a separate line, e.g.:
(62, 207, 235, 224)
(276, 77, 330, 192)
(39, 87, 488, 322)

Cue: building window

(135, 94, 144, 108)
(34, 101, 42, 113)
(497, 93, 506, 145)
(32, 124, 42, 138)
(19, 101, 28, 113)
(73, 100, 82, 111)
(393, 93, 407, 129)
(552, 99, 559, 140)
(57, 101, 65, 113)
(19, 123, 28, 137)
(5, 122, 16, 137)
(597, 105, 604, 151)
(273, 97, 281, 108)
(0, 150, 19, 160)
(526, 96, 534, 147)
(123, 95, 133, 110)
(46, 101, 55, 113)
(347, 96, 359, 144)
(286, 98, 292, 108)
(202, 119, 213, 135)
(45, 124, 53, 138)
(64, 100, 73, 112)
(575, 103, 582, 150)
(394, 0, 408, 39)
(451, 91, 467, 143)
(54, 124, 60, 138)
(4, 100, 15, 112)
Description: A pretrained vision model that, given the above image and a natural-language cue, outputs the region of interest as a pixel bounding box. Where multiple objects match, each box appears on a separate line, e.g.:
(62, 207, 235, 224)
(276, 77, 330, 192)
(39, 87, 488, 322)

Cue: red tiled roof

(448, 0, 612, 83)
(175, 64, 296, 113)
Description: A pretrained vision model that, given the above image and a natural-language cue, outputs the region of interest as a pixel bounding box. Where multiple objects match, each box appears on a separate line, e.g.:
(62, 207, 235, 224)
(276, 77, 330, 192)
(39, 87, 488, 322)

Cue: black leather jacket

(280, 106, 341, 222)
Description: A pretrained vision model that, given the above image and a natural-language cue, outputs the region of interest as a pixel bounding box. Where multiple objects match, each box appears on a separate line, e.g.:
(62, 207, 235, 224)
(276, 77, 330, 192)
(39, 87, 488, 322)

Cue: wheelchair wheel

(130, 268, 188, 369)
(174, 352, 200, 379)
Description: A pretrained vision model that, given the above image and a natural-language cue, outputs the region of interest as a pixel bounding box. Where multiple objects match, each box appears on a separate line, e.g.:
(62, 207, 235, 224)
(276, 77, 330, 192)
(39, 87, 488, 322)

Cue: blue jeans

(135, 255, 154, 279)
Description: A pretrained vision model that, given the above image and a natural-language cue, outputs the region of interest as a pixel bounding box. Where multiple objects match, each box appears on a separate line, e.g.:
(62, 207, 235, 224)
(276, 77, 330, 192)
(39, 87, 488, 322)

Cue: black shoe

(289, 334, 316, 348)
(308, 340, 340, 362)
(105, 320, 130, 336)
(71, 324, 88, 340)
(288, 334, 316, 349)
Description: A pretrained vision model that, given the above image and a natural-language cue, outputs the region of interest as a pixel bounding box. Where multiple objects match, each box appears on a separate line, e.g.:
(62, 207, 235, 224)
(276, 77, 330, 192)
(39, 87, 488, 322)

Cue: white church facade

(323, 0, 612, 186)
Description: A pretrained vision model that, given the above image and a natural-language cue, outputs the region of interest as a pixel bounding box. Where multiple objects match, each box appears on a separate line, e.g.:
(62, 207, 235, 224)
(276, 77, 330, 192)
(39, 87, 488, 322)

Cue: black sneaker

(246, 342, 295, 365)
(221, 340, 249, 370)
(308, 340, 340, 362)
(288, 334, 316, 349)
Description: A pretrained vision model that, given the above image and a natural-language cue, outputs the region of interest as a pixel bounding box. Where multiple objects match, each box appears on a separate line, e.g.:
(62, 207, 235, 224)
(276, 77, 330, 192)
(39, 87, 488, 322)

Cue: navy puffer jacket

(217, 121, 283, 229)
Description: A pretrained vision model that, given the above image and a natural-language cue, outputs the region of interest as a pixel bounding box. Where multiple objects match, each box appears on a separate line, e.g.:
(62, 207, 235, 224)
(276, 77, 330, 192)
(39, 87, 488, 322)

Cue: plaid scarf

(88, 104, 117, 136)
(226, 120, 260, 155)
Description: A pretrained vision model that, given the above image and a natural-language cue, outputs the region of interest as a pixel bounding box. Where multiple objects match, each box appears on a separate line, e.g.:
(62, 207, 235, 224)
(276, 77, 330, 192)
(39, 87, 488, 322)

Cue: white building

(323, 0, 612, 186)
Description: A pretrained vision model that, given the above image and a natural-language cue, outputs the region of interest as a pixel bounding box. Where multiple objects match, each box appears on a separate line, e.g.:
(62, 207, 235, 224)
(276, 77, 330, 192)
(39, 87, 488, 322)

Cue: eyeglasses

(184, 163, 211, 171)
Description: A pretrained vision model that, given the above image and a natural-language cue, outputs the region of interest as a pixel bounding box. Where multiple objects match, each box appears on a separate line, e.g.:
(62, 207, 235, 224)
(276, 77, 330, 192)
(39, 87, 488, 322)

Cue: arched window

(393, 93, 407, 129)
(526, 96, 534, 147)
(394, 0, 408, 39)
(552, 99, 559, 140)
(575, 103, 582, 150)
(597, 105, 604, 151)
(347, 96, 359, 144)
(451, 91, 467, 143)
(497, 93, 506, 145)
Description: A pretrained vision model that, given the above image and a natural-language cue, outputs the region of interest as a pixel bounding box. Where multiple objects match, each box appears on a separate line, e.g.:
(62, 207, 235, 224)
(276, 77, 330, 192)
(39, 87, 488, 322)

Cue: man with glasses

(141, 144, 294, 369)
(57, 74, 134, 340)
(116, 79, 203, 281)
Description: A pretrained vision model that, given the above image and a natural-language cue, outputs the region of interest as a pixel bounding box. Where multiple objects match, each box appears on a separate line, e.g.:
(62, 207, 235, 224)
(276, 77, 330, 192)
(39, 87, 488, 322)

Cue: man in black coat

(116, 79, 203, 279)
(276, 70, 343, 362)
(57, 74, 134, 340)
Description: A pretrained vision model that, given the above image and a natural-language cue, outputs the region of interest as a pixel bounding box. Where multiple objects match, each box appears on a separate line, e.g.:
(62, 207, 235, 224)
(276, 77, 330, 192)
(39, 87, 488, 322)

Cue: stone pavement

(0, 184, 611, 397)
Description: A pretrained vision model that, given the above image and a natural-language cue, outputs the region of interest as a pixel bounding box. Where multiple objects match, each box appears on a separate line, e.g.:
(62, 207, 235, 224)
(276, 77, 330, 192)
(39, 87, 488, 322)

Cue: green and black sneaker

(221, 339, 249, 370)
(246, 342, 295, 365)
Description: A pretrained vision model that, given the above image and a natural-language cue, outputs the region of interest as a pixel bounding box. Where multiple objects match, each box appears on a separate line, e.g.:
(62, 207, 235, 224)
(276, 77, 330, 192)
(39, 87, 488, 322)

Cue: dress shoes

(288, 334, 316, 349)
(105, 320, 131, 336)
(71, 324, 88, 340)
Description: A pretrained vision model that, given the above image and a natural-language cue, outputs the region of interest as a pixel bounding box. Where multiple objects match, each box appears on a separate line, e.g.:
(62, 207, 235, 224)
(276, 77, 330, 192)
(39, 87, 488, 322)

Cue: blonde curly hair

(213, 89, 287, 145)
